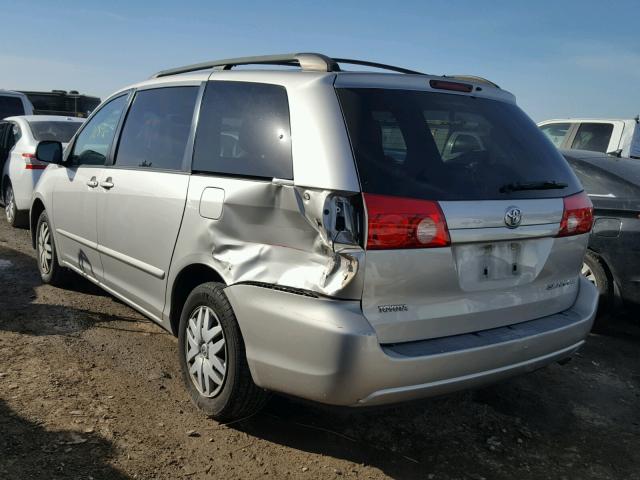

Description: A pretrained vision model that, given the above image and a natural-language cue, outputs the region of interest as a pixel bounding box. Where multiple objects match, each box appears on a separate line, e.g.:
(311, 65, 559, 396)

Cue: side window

(539, 123, 572, 147)
(571, 123, 614, 153)
(193, 81, 292, 179)
(70, 95, 127, 166)
(115, 86, 199, 170)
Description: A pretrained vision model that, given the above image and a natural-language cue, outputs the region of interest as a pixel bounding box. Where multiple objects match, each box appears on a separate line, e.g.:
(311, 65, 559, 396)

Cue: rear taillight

(556, 191, 593, 237)
(364, 193, 450, 249)
(22, 152, 47, 170)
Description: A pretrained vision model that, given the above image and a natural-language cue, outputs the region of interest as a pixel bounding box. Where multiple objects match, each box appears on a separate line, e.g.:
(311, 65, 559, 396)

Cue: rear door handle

(100, 177, 114, 190)
(86, 177, 98, 188)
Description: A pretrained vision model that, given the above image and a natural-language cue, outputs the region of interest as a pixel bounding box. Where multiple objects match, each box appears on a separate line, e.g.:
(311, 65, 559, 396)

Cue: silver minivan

(30, 53, 598, 420)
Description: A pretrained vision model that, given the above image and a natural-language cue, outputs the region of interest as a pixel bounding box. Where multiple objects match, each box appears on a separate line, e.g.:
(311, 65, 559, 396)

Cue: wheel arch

(30, 197, 46, 249)
(168, 263, 227, 336)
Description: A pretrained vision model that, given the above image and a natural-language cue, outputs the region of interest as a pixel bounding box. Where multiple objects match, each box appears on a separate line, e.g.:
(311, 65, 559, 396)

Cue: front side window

(193, 81, 293, 179)
(571, 123, 614, 153)
(115, 86, 199, 170)
(70, 95, 127, 166)
(539, 123, 572, 148)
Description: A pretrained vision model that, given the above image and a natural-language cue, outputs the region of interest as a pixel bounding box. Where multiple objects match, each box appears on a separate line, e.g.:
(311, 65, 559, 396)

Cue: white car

(1, 115, 84, 226)
(538, 118, 640, 159)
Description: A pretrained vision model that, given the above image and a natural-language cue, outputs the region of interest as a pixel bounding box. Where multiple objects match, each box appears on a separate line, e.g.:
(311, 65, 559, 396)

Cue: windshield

(336, 88, 582, 200)
(28, 121, 83, 142)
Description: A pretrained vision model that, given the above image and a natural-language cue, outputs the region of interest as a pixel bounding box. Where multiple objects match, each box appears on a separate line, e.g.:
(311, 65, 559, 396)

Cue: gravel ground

(0, 216, 639, 480)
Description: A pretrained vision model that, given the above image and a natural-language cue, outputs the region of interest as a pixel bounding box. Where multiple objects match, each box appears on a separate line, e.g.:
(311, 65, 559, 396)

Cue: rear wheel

(582, 250, 613, 325)
(4, 183, 26, 227)
(178, 282, 269, 421)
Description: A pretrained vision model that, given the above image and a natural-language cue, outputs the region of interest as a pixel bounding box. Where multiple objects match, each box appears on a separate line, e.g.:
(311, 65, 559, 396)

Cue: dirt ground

(0, 217, 638, 480)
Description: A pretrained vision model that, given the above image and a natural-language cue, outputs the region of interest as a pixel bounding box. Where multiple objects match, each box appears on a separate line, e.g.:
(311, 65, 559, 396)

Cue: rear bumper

(225, 277, 598, 406)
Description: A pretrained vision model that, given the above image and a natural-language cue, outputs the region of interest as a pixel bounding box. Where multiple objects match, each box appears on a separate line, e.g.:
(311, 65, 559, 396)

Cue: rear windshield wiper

(499, 181, 568, 193)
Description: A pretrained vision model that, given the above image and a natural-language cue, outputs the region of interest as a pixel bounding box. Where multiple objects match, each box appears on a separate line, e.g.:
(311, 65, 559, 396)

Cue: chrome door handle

(100, 177, 114, 190)
(86, 177, 98, 188)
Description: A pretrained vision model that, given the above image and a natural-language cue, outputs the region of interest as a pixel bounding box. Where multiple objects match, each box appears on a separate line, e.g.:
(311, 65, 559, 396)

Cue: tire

(36, 210, 70, 287)
(178, 282, 269, 421)
(4, 183, 27, 228)
(582, 250, 613, 325)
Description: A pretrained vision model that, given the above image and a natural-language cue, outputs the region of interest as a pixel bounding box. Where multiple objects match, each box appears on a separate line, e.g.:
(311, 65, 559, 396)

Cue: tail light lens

(557, 191, 593, 237)
(364, 193, 450, 249)
(22, 152, 47, 170)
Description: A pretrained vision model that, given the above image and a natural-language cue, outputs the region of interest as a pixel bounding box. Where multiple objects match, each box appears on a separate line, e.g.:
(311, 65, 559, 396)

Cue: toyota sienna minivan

(30, 53, 598, 420)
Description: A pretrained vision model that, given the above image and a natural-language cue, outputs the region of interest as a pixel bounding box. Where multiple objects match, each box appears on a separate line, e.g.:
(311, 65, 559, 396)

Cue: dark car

(562, 149, 640, 315)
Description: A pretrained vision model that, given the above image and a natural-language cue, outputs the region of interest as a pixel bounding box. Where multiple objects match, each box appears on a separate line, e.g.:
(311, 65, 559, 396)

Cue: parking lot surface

(0, 217, 639, 480)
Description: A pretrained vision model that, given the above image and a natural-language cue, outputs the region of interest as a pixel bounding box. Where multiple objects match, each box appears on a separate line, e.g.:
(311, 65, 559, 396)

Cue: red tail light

(22, 152, 47, 170)
(429, 79, 473, 93)
(364, 193, 450, 249)
(557, 191, 593, 237)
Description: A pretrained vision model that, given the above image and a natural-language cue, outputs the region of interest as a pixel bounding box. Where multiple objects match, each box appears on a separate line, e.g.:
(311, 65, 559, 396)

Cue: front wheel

(36, 210, 69, 286)
(178, 282, 269, 421)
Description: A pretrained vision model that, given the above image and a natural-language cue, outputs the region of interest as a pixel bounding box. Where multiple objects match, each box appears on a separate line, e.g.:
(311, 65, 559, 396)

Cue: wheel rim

(5, 187, 15, 224)
(185, 305, 227, 398)
(38, 221, 53, 274)
(581, 262, 597, 286)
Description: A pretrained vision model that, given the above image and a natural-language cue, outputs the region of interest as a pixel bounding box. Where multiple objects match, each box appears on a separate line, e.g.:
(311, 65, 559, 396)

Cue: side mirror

(606, 148, 622, 158)
(35, 141, 63, 164)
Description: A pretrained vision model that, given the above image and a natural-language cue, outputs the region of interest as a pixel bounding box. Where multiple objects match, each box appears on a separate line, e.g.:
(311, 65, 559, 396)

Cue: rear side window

(0, 96, 25, 120)
(539, 123, 572, 147)
(337, 88, 581, 200)
(115, 86, 198, 170)
(193, 81, 292, 179)
(29, 121, 82, 142)
(571, 123, 613, 153)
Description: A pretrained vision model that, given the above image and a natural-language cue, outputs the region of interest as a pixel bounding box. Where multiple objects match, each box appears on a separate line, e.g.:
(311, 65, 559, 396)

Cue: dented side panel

(164, 175, 365, 325)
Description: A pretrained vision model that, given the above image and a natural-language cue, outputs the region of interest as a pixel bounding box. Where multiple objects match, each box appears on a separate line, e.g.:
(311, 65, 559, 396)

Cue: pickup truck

(538, 117, 640, 159)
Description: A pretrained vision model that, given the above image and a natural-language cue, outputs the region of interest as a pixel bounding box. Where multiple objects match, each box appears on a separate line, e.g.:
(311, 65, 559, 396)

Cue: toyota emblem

(504, 207, 522, 228)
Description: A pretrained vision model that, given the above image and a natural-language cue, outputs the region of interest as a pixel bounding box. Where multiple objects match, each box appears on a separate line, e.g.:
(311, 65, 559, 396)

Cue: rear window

(29, 121, 82, 142)
(0, 96, 25, 119)
(571, 122, 613, 153)
(337, 88, 581, 200)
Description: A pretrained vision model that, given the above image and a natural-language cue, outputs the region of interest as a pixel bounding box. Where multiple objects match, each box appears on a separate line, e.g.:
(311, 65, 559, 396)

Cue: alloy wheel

(5, 187, 15, 224)
(185, 305, 227, 397)
(38, 221, 53, 274)
(581, 262, 597, 286)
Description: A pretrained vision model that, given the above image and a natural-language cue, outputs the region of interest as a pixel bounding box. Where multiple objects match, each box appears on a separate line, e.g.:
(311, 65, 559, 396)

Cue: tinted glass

(0, 96, 25, 120)
(337, 88, 581, 200)
(29, 121, 82, 142)
(539, 123, 571, 147)
(115, 87, 198, 170)
(193, 81, 292, 179)
(71, 95, 127, 166)
(22, 92, 102, 118)
(571, 123, 614, 153)
(11, 123, 21, 143)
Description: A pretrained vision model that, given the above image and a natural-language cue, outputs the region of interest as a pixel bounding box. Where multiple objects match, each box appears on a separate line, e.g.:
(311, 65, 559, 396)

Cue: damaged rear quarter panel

(166, 175, 365, 310)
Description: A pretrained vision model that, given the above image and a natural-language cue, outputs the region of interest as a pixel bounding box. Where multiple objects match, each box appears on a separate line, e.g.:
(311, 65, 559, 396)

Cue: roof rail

(446, 75, 500, 89)
(151, 53, 339, 78)
(151, 53, 425, 78)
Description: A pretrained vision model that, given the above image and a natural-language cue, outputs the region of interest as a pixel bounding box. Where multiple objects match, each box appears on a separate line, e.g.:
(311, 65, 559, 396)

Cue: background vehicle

(539, 118, 640, 159)
(19, 90, 101, 118)
(29, 53, 597, 421)
(0, 90, 34, 119)
(562, 149, 640, 314)
(1, 115, 83, 226)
